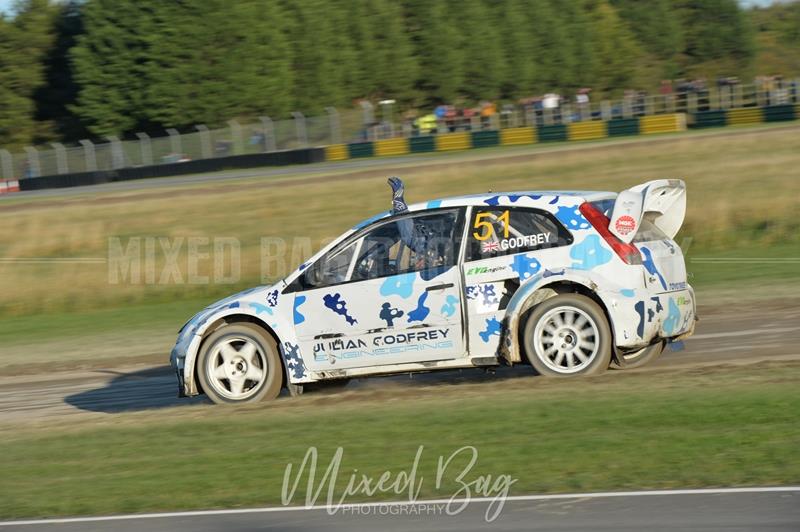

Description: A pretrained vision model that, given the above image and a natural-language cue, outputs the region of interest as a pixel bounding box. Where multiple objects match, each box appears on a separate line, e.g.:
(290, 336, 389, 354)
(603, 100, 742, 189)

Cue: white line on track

(690, 326, 798, 341)
(2, 487, 798, 527)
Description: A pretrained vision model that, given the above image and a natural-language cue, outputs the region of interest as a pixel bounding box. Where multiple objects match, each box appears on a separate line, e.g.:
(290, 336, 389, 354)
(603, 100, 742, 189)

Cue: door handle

(426, 283, 454, 292)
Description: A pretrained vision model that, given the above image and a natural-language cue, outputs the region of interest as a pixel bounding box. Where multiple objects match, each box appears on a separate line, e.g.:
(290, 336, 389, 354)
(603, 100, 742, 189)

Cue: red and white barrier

(0, 180, 20, 195)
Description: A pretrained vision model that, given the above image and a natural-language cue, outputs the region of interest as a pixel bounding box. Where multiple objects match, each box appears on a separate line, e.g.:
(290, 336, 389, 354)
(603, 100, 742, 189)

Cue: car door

(462, 206, 574, 357)
(290, 208, 468, 372)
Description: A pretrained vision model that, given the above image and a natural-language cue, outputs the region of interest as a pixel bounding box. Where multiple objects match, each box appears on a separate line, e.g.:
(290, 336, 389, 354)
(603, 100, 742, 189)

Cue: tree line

(0, 0, 794, 149)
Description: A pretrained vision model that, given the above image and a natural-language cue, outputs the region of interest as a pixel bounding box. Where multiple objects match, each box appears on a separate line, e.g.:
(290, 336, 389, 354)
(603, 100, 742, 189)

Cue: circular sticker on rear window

(615, 215, 636, 236)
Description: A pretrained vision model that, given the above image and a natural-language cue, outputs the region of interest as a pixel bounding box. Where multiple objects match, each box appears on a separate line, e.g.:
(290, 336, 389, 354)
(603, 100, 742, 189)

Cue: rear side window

(466, 207, 572, 261)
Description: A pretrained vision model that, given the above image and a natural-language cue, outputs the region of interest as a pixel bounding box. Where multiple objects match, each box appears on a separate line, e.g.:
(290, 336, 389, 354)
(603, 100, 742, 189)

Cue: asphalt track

(2, 489, 798, 531)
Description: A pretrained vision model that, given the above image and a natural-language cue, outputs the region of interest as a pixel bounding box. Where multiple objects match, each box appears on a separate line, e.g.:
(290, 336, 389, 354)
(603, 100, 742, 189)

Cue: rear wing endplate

(609, 179, 686, 243)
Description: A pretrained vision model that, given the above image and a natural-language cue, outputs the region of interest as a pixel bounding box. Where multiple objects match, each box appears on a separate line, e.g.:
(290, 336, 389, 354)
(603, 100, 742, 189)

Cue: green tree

(404, 0, 463, 104)
(611, 0, 683, 73)
(677, 0, 755, 68)
(455, 0, 505, 101)
(492, 0, 536, 99)
(71, 0, 157, 136)
(142, 0, 293, 128)
(0, 0, 57, 148)
(528, 0, 576, 93)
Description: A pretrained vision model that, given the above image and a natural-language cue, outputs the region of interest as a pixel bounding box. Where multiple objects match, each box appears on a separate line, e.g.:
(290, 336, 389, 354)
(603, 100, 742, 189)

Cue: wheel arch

(501, 271, 616, 364)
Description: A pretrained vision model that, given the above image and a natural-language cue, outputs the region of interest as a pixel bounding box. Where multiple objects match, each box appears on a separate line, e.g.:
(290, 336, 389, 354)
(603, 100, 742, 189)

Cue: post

(228, 120, 243, 155)
(259, 116, 276, 152)
(0, 149, 12, 180)
(359, 100, 374, 127)
(166, 128, 182, 157)
(600, 100, 611, 121)
(50, 143, 69, 174)
(23, 146, 41, 178)
(379, 99, 395, 138)
(106, 135, 124, 169)
(325, 107, 341, 144)
(687, 92, 698, 115)
(79, 139, 97, 172)
(291, 112, 308, 147)
(193, 125, 211, 159)
(135, 132, 153, 166)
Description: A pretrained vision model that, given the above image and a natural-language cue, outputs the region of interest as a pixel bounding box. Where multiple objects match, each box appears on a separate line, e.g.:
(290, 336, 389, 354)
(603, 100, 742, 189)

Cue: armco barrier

(567, 120, 606, 141)
(325, 144, 348, 161)
(470, 130, 500, 148)
(409, 135, 435, 153)
(607, 118, 639, 137)
(500, 126, 536, 145)
(18, 148, 326, 191)
(347, 142, 374, 158)
(691, 110, 728, 128)
(763, 104, 796, 122)
(374, 137, 409, 157)
(639, 113, 686, 134)
(537, 124, 567, 142)
(435, 132, 471, 151)
(726, 107, 763, 126)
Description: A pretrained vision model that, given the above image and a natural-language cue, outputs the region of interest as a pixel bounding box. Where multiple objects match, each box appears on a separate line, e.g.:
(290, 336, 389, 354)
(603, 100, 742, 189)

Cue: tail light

(579, 202, 642, 265)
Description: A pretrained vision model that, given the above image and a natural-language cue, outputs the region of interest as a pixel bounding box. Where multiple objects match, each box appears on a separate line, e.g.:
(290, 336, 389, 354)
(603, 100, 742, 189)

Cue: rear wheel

(522, 294, 612, 377)
(197, 323, 282, 404)
(611, 341, 665, 370)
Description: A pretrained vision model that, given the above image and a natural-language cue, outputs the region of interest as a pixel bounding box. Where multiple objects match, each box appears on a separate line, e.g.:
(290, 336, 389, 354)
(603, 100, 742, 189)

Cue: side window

(466, 207, 572, 261)
(316, 240, 358, 285)
(351, 209, 462, 282)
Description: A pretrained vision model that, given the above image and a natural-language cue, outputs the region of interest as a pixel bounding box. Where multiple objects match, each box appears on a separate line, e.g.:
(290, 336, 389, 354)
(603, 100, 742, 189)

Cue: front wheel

(197, 323, 283, 404)
(522, 294, 612, 377)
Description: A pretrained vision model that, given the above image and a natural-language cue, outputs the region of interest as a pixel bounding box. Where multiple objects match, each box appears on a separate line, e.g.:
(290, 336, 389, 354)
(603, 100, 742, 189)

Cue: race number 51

(473, 211, 509, 241)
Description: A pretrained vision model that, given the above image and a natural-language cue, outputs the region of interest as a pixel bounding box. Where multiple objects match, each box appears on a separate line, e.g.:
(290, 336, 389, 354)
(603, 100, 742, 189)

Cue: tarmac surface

(1, 489, 798, 531)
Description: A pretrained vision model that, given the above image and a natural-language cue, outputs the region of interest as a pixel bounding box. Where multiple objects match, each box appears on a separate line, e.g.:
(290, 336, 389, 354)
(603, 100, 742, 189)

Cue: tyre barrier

(0, 180, 20, 195)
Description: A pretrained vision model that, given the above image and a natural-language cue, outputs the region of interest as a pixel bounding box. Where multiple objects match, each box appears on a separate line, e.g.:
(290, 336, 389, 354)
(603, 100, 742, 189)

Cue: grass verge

(1, 361, 798, 519)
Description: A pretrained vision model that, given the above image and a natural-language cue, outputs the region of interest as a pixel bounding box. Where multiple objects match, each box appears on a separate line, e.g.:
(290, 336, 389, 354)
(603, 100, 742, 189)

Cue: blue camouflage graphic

(250, 302, 274, 315)
(663, 298, 680, 335)
(555, 205, 591, 230)
(466, 284, 499, 305)
(282, 342, 307, 380)
(640, 246, 668, 291)
(511, 254, 542, 280)
(440, 295, 458, 317)
(634, 300, 645, 338)
(293, 295, 306, 325)
(379, 303, 404, 327)
(484, 193, 549, 207)
(266, 289, 279, 307)
(323, 293, 358, 325)
(380, 272, 416, 299)
(407, 291, 431, 323)
(479, 317, 503, 343)
(570, 234, 612, 270)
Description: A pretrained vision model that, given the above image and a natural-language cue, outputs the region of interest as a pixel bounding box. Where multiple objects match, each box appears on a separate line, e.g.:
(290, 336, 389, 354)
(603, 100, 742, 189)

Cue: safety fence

(324, 114, 687, 161)
(3, 102, 799, 194)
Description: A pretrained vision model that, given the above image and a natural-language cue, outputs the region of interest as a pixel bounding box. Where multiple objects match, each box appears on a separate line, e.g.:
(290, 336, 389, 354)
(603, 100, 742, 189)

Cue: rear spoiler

(609, 179, 686, 243)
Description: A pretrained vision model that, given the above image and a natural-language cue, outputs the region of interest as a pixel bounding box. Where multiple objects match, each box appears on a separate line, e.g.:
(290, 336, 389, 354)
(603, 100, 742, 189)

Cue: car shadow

(65, 364, 535, 413)
(65, 365, 210, 413)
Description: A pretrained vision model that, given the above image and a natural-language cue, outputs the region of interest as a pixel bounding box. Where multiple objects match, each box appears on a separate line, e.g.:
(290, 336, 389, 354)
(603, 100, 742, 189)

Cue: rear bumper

(607, 285, 696, 349)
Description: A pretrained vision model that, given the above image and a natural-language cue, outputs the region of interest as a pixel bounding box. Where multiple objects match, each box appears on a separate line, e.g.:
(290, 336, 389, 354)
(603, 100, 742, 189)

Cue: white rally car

(170, 178, 696, 404)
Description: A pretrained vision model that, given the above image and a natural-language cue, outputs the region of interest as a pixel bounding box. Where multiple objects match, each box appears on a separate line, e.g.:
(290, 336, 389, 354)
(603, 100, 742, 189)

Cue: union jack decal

(482, 241, 500, 253)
